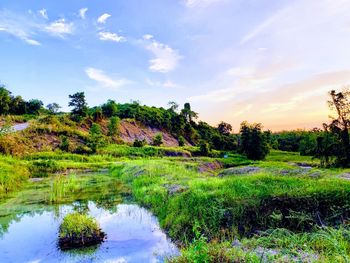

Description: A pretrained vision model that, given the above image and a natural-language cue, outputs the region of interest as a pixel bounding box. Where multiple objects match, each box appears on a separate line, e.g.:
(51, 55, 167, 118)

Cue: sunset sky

(1, 0, 350, 131)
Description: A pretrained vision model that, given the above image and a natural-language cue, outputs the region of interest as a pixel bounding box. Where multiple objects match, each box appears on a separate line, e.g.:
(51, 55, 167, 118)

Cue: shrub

(152, 133, 163, 146)
(108, 116, 120, 136)
(59, 212, 105, 249)
(133, 139, 147, 147)
(178, 136, 185, 146)
(59, 135, 70, 152)
(199, 140, 210, 156)
(87, 123, 105, 153)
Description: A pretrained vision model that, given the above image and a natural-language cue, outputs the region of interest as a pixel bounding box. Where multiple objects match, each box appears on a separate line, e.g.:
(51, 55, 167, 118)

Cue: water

(0, 174, 179, 263)
(11, 122, 29, 132)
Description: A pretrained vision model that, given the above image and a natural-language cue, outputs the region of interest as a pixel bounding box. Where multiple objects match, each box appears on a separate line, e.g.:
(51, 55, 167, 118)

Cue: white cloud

(0, 10, 41, 45)
(143, 34, 153, 40)
(38, 9, 48, 19)
(98, 31, 126, 42)
(85, 67, 130, 90)
(25, 39, 41, 46)
(144, 38, 182, 73)
(45, 19, 73, 37)
(79, 8, 88, 19)
(97, 13, 111, 24)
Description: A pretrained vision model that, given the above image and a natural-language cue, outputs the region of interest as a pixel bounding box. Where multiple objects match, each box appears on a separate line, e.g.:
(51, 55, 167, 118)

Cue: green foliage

(59, 212, 100, 239)
(69, 92, 88, 120)
(0, 155, 29, 196)
(26, 99, 44, 115)
(108, 116, 120, 136)
(101, 99, 118, 117)
(322, 89, 350, 167)
(0, 86, 43, 115)
(152, 133, 163, 146)
(199, 140, 210, 156)
(59, 135, 70, 152)
(87, 123, 105, 153)
(178, 136, 185, 146)
(217, 121, 232, 135)
(239, 121, 269, 160)
(133, 139, 147, 148)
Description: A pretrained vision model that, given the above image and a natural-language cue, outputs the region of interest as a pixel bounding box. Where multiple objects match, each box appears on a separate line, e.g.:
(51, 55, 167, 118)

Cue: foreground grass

(110, 157, 350, 262)
(1, 147, 350, 261)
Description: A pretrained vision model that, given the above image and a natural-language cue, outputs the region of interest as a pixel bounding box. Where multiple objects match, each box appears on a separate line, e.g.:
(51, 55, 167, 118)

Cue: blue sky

(1, 0, 350, 130)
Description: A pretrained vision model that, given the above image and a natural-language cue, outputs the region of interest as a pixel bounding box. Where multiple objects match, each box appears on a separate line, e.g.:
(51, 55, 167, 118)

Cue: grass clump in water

(59, 212, 105, 249)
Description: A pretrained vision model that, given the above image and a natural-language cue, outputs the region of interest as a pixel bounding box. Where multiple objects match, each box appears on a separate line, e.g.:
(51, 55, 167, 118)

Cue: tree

(47, 103, 61, 114)
(26, 99, 43, 115)
(152, 133, 163, 146)
(69, 92, 88, 120)
(181, 103, 198, 123)
(325, 88, 350, 166)
(0, 87, 12, 115)
(108, 116, 120, 136)
(168, 101, 179, 112)
(102, 100, 118, 117)
(239, 121, 269, 160)
(217, 121, 232, 135)
(11, 96, 26, 115)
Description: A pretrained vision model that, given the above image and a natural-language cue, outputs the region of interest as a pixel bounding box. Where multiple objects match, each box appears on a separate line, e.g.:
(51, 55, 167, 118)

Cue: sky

(1, 0, 350, 131)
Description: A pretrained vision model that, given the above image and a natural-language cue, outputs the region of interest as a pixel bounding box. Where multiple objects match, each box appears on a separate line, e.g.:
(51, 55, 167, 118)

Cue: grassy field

(1, 148, 350, 262)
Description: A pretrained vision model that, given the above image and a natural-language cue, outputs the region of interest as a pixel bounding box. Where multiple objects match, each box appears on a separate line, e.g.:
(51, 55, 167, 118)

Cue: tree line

(1, 85, 350, 166)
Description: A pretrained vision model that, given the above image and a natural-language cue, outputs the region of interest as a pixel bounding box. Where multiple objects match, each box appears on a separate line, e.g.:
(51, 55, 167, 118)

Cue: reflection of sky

(0, 202, 178, 263)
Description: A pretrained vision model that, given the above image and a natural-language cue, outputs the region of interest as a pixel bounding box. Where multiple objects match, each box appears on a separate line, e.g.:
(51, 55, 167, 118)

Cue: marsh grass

(59, 212, 104, 249)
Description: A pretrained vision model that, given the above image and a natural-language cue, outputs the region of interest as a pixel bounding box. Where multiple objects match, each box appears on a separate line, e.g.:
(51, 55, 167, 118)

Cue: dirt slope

(119, 119, 180, 147)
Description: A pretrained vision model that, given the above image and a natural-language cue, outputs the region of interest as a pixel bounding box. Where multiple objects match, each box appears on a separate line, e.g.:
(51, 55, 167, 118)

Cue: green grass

(112, 159, 350, 239)
(266, 150, 317, 164)
(59, 212, 100, 239)
(1, 146, 350, 261)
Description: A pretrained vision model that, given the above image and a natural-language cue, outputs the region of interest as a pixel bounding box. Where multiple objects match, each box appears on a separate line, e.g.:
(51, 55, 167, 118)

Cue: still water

(0, 174, 179, 263)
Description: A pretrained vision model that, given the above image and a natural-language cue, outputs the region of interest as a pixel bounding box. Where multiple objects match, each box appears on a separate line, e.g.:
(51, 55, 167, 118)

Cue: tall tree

(26, 99, 43, 115)
(46, 103, 61, 114)
(181, 103, 198, 123)
(239, 121, 269, 160)
(217, 121, 233, 135)
(69, 92, 88, 119)
(322, 88, 350, 166)
(0, 86, 12, 115)
(167, 101, 179, 112)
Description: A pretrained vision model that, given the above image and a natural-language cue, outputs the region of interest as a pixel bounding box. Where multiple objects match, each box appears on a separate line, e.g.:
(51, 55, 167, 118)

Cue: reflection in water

(0, 202, 179, 262)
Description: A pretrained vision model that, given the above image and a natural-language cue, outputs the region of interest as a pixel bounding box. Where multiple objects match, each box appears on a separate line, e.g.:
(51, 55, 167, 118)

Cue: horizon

(1, 0, 349, 131)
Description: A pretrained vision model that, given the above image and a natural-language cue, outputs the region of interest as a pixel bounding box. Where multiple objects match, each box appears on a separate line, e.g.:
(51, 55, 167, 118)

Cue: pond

(0, 173, 179, 263)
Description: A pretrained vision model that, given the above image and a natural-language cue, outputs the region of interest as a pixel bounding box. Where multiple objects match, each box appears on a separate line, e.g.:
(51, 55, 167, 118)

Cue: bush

(59, 135, 70, 152)
(59, 212, 105, 249)
(199, 140, 210, 156)
(108, 116, 120, 136)
(178, 136, 185, 146)
(152, 133, 163, 146)
(87, 123, 105, 153)
(133, 139, 147, 147)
